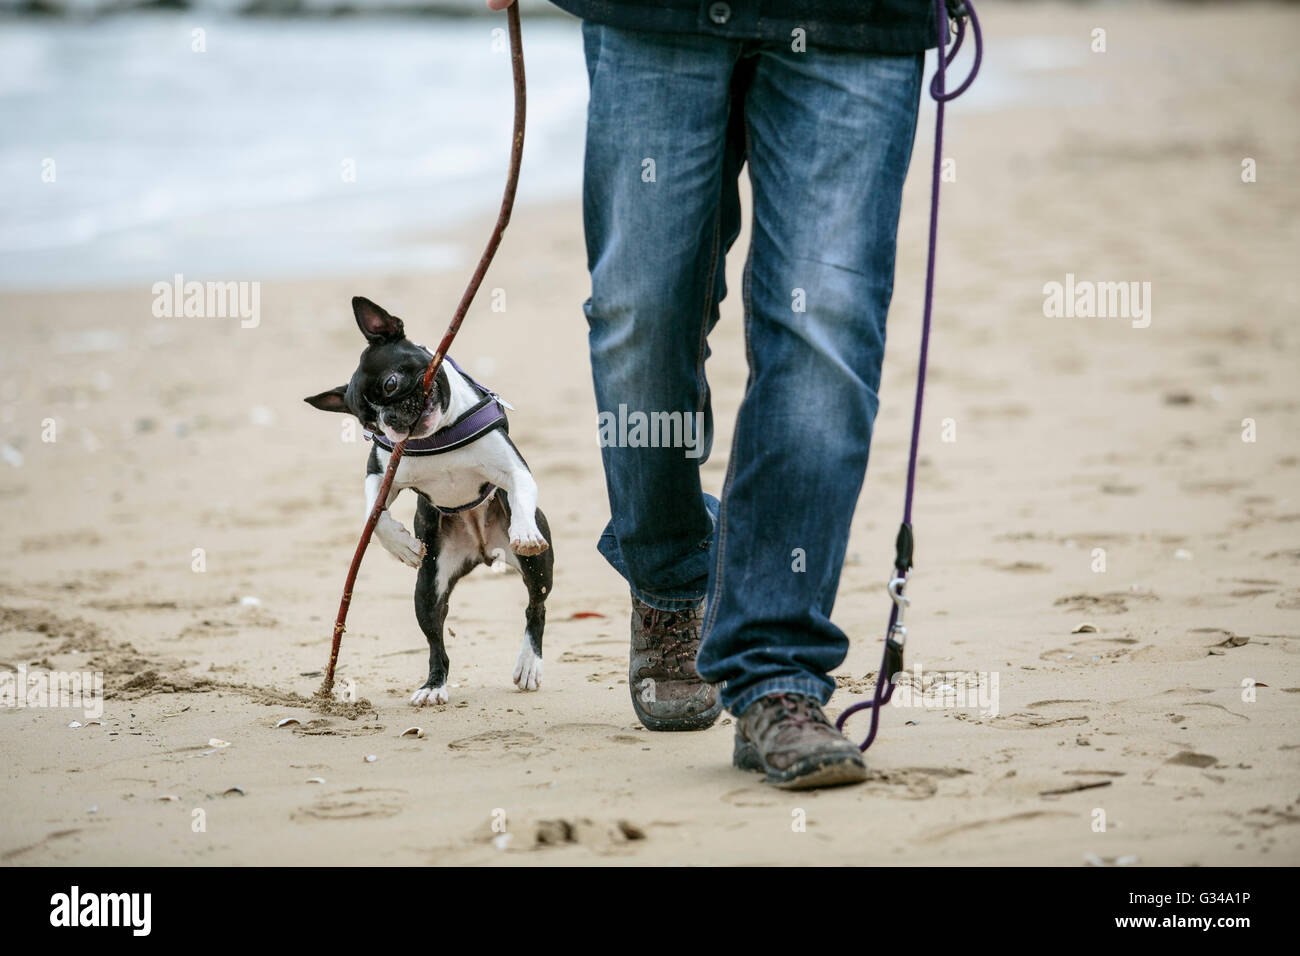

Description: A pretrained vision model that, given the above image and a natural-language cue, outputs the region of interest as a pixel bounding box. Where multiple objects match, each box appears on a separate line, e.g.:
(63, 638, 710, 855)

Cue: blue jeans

(582, 23, 923, 717)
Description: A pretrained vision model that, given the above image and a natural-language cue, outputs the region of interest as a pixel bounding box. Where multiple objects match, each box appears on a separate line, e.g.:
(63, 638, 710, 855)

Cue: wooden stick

(318, 5, 527, 700)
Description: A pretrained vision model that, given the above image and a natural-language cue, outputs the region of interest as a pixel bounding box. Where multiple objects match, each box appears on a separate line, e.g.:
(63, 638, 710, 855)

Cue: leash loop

(931, 3, 983, 102)
(836, 0, 982, 750)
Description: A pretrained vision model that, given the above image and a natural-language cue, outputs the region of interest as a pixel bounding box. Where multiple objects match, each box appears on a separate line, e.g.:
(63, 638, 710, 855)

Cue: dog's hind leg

(491, 496, 553, 691)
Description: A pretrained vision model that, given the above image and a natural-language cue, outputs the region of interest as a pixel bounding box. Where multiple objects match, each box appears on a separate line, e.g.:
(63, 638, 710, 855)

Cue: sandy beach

(2, 1, 1298, 866)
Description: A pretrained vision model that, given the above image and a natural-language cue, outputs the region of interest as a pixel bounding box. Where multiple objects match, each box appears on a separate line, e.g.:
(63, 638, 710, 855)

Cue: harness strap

(836, 0, 983, 752)
(364, 355, 508, 514)
(430, 482, 497, 517)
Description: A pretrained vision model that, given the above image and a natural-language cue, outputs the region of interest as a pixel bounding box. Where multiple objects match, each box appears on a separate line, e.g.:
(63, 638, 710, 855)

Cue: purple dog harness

(363, 355, 510, 515)
(836, 0, 983, 752)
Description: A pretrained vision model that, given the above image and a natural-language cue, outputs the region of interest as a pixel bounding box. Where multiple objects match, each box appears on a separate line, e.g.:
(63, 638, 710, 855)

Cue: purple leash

(835, 0, 983, 751)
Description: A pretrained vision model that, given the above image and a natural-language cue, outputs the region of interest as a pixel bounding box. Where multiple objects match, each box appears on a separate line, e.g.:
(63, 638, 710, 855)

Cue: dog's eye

(383, 373, 400, 396)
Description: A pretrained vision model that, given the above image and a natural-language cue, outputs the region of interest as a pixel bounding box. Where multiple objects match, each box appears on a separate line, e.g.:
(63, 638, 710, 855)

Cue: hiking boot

(734, 692, 868, 789)
(629, 595, 722, 732)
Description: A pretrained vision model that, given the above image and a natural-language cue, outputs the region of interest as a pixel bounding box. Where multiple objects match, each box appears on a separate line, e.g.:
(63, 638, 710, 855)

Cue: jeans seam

(702, 105, 757, 644)
(691, 43, 745, 486)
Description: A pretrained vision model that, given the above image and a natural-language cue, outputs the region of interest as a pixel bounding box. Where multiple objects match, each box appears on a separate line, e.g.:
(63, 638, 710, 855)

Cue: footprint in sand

(1053, 592, 1157, 615)
(447, 729, 552, 757)
(294, 799, 403, 821)
(862, 767, 972, 801)
(1041, 636, 1138, 664)
(1166, 751, 1219, 769)
(987, 712, 1090, 731)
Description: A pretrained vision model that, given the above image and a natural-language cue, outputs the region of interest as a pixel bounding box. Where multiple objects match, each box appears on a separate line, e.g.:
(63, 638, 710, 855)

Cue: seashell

(400, 727, 425, 738)
(68, 721, 82, 728)
(239, 595, 261, 607)
(1071, 623, 1098, 634)
(222, 787, 245, 796)
(158, 795, 179, 802)
(208, 738, 231, 748)
(306, 777, 325, 784)
(85, 720, 103, 726)
(1174, 549, 1193, 560)
(364, 754, 377, 763)
(276, 717, 301, 728)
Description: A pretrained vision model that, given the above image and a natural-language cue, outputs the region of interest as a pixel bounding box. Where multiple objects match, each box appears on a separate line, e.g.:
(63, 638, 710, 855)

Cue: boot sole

(632, 695, 723, 732)
(733, 738, 868, 790)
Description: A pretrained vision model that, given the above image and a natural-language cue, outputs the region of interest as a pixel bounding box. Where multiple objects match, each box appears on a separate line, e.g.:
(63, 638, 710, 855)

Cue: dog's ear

(352, 296, 405, 344)
(304, 385, 350, 414)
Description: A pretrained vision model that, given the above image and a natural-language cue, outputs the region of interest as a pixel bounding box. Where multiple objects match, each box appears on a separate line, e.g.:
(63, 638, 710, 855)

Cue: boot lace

(641, 607, 700, 669)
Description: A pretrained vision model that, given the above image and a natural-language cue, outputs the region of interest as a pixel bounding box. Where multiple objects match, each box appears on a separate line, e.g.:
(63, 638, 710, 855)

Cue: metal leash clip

(887, 574, 911, 647)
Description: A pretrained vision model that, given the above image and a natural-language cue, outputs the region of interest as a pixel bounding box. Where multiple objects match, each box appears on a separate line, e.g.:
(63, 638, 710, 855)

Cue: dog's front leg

(490, 465, 548, 557)
(365, 472, 425, 568)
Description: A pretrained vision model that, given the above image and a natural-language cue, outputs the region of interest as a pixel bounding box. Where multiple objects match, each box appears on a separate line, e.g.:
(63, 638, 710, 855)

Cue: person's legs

(697, 44, 924, 718)
(582, 23, 751, 730)
(582, 22, 745, 610)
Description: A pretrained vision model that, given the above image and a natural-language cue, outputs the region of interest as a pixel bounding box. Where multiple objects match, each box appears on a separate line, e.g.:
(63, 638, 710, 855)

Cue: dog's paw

(410, 684, 449, 706)
(512, 640, 542, 692)
(377, 519, 425, 568)
(509, 529, 549, 557)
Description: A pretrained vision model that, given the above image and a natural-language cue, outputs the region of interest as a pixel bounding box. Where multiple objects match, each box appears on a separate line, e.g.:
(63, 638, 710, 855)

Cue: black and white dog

(305, 297, 552, 706)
